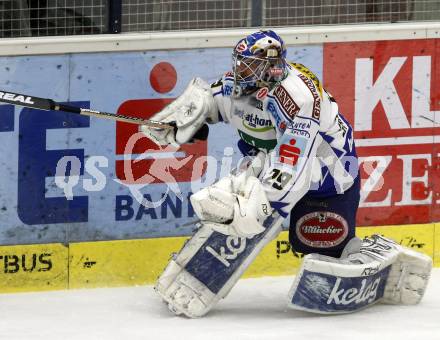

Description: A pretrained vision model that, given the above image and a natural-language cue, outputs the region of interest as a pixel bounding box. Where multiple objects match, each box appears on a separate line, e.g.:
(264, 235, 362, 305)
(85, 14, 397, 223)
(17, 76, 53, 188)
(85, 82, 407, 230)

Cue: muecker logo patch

(296, 211, 348, 248)
(279, 121, 287, 131)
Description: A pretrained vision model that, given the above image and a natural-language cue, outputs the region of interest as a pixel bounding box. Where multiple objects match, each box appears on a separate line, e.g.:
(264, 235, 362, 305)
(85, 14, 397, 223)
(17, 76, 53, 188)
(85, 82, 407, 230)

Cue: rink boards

(0, 39, 440, 244)
(0, 223, 438, 293)
(0, 30, 440, 292)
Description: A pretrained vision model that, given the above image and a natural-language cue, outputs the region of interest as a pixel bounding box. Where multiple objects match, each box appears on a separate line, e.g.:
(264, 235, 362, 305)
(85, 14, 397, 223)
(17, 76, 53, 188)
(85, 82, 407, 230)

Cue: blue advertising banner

(0, 45, 323, 245)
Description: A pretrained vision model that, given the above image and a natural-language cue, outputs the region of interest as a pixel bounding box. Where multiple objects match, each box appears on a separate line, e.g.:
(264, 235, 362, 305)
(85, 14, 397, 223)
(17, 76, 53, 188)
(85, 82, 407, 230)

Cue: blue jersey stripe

(267, 94, 294, 122)
(279, 131, 318, 201)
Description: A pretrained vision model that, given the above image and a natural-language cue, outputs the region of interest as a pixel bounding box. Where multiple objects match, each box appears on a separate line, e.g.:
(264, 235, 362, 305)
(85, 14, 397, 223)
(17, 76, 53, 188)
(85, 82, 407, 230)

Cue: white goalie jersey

(210, 63, 359, 219)
(152, 32, 431, 318)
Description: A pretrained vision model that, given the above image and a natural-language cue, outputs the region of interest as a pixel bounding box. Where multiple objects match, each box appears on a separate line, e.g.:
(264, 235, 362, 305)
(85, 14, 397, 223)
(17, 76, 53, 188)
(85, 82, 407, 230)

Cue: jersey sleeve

(210, 73, 235, 123)
(260, 89, 321, 219)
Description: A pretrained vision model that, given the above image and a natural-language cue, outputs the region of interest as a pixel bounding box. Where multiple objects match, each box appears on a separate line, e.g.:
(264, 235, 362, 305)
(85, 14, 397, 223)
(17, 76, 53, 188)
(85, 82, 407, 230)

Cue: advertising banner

(1, 39, 439, 246)
(0, 45, 322, 245)
(324, 39, 440, 226)
(1, 38, 439, 292)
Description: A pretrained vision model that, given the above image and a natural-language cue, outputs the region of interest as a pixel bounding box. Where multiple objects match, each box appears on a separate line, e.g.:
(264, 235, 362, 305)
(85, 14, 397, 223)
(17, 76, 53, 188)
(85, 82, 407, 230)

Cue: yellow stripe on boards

(0, 243, 68, 293)
(0, 223, 438, 293)
(69, 237, 186, 289)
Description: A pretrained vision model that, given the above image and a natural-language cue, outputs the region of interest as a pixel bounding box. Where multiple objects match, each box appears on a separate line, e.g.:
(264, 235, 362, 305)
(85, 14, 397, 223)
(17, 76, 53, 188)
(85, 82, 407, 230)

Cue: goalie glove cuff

(190, 175, 272, 238)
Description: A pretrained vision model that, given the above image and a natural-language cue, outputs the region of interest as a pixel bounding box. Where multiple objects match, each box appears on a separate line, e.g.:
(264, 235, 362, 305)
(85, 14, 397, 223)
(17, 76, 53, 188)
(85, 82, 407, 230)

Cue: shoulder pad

(282, 65, 323, 121)
(289, 62, 323, 97)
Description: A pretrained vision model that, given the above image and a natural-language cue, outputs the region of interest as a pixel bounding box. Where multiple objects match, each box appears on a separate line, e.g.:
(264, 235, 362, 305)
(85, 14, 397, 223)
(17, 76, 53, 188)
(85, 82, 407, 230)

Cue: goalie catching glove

(190, 172, 272, 238)
(140, 77, 218, 146)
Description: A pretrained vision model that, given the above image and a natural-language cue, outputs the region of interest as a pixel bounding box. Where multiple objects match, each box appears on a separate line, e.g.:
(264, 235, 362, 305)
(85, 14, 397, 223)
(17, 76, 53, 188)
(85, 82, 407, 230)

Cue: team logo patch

(279, 121, 286, 131)
(256, 87, 269, 101)
(236, 41, 247, 52)
(296, 211, 348, 248)
(279, 138, 300, 166)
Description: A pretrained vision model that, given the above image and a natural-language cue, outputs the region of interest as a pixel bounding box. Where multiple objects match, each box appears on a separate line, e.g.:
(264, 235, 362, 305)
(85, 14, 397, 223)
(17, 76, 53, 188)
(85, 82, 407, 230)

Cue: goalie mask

(232, 30, 287, 97)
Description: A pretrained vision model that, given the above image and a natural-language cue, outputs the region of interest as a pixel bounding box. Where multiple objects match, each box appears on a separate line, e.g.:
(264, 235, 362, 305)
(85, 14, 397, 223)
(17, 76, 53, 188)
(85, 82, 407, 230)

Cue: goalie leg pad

(382, 243, 432, 305)
(287, 253, 392, 314)
(154, 214, 283, 318)
(155, 259, 217, 317)
(287, 235, 432, 314)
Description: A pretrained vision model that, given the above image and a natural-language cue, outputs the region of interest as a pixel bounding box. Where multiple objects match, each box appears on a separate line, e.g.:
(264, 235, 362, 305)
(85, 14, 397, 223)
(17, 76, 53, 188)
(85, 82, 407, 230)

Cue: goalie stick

(0, 90, 210, 140)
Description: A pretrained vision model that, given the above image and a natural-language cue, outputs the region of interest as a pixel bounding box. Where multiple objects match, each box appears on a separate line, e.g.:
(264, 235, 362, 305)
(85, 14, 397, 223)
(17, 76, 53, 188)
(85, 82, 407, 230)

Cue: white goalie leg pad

(155, 214, 283, 318)
(365, 237, 433, 305)
(154, 226, 217, 318)
(287, 235, 432, 314)
(287, 248, 394, 314)
(155, 258, 216, 317)
(156, 152, 274, 317)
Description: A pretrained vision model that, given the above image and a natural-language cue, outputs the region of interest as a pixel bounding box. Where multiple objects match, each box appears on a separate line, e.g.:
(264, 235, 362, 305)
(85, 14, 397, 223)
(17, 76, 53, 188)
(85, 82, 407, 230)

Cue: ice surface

(1, 269, 439, 340)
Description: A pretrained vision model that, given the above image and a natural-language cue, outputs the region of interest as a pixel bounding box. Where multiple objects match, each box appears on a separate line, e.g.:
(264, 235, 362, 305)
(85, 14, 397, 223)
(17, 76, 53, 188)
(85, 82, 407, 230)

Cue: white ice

(1, 270, 439, 340)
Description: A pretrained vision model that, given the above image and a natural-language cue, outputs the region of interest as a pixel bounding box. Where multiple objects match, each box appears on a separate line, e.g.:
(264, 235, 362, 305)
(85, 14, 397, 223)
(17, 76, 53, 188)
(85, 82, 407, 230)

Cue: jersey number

(264, 168, 292, 190)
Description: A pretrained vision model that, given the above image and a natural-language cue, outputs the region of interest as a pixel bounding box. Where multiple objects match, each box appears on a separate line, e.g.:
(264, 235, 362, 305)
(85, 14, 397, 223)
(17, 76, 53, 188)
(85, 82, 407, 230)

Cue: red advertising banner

(324, 39, 440, 226)
(114, 62, 207, 185)
(115, 98, 207, 184)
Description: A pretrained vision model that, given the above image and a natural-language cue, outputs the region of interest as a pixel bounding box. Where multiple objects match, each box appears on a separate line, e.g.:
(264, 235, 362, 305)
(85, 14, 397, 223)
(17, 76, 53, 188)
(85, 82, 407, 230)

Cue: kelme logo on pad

(327, 277, 381, 306)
